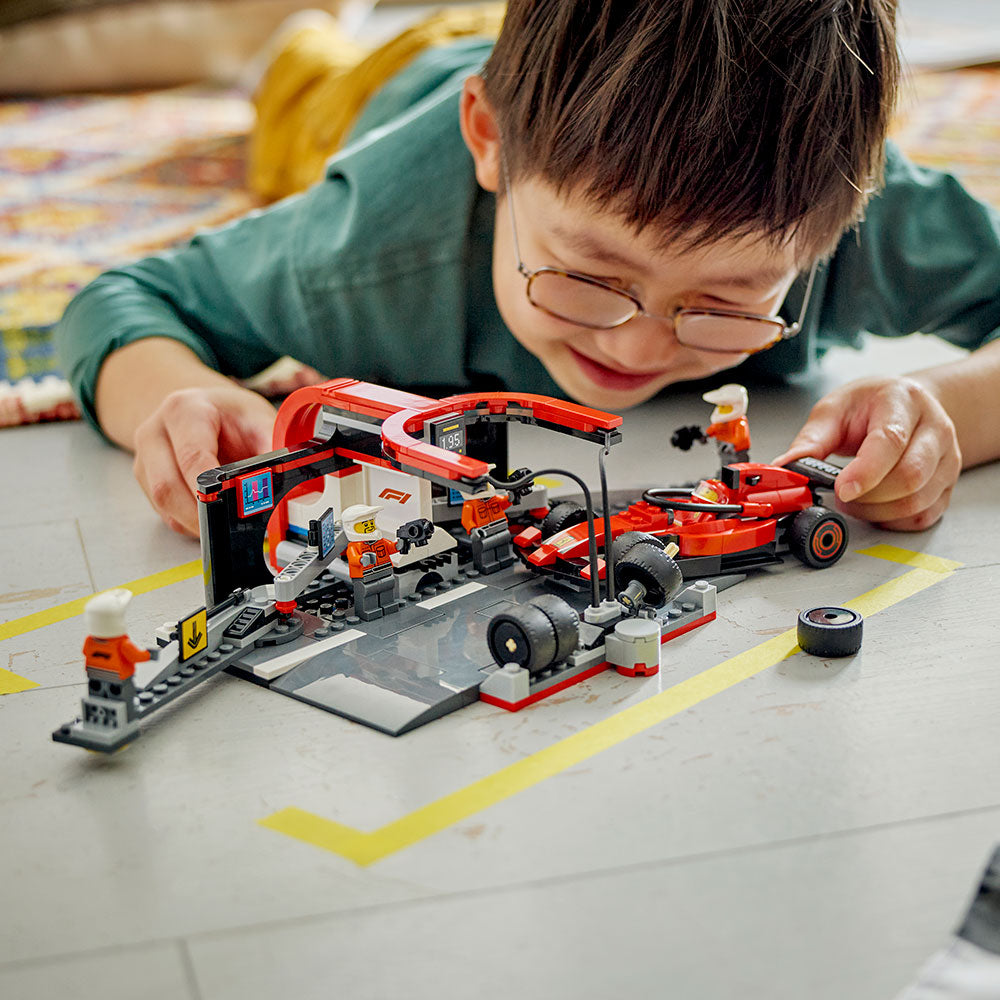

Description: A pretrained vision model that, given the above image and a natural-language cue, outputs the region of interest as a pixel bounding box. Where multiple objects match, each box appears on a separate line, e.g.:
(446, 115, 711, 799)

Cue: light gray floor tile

(184, 807, 1000, 1000)
(0, 942, 196, 1000)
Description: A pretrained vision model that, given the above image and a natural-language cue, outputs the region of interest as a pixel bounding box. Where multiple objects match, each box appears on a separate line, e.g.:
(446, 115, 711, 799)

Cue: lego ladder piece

(52, 594, 284, 753)
(52, 641, 247, 752)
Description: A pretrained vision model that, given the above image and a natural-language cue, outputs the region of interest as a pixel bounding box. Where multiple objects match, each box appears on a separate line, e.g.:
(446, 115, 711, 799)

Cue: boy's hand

(772, 376, 962, 531)
(132, 385, 277, 537)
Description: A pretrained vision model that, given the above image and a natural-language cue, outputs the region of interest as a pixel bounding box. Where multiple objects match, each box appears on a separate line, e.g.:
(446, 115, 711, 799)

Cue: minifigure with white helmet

(702, 383, 750, 462)
(341, 503, 401, 620)
(82, 588, 154, 720)
(671, 383, 751, 466)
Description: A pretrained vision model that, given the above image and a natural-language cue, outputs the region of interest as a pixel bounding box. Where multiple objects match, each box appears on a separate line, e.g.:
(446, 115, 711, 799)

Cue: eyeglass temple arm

(500, 154, 530, 275)
(786, 260, 819, 336)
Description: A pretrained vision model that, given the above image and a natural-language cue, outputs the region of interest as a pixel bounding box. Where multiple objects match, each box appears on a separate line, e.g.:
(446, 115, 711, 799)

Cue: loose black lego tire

(797, 607, 864, 657)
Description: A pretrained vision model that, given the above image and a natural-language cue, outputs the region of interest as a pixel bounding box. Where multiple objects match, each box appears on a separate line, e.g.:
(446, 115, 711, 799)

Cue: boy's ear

(459, 75, 501, 192)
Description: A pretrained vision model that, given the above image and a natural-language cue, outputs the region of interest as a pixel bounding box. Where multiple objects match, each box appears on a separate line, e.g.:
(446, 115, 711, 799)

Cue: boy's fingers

(836, 449, 954, 525)
(216, 396, 276, 463)
(851, 482, 954, 533)
(163, 406, 222, 495)
(835, 397, 920, 502)
(237, 412, 277, 457)
(839, 420, 942, 505)
(771, 404, 847, 467)
(133, 427, 201, 536)
(874, 486, 954, 532)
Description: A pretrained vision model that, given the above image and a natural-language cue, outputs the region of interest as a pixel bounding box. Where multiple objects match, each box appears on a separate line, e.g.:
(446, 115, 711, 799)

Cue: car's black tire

(487, 604, 559, 673)
(789, 506, 848, 568)
(797, 607, 863, 656)
(611, 531, 665, 567)
(541, 500, 588, 537)
(615, 542, 684, 609)
(530, 594, 580, 665)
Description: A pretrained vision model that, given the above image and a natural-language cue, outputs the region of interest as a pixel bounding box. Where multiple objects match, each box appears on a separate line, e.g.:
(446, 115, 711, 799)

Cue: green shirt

(56, 39, 1000, 432)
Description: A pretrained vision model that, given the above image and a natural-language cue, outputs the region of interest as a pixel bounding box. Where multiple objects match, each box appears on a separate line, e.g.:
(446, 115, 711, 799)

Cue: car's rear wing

(784, 457, 842, 490)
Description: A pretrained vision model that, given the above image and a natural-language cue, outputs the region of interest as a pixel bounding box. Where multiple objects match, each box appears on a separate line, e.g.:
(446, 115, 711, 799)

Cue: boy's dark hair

(483, 0, 899, 258)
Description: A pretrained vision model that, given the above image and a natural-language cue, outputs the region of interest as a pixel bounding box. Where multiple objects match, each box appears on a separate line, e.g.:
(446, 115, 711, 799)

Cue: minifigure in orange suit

(341, 503, 402, 620)
(82, 588, 153, 720)
(461, 484, 514, 574)
(702, 384, 751, 464)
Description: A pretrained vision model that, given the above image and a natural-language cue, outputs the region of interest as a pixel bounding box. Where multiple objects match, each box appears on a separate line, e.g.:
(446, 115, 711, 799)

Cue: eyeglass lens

(676, 312, 784, 352)
(527, 270, 786, 352)
(527, 271, 636, 327)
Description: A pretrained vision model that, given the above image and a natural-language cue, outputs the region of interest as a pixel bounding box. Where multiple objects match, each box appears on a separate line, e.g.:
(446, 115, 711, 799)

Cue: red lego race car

(513, 457, 849, 583)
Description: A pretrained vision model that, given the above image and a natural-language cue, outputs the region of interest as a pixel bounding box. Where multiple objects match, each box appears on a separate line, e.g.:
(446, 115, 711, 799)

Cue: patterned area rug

(893, 68, 1000, 208)
(0, 86, 259, 421)
(0, 68, 998, 425)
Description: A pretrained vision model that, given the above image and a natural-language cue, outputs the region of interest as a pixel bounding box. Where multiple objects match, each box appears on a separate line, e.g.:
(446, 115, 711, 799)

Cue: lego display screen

(316, 508, 338, 559)
(434, 423, 464, 452)
(427, 415, 466, 506)
(239, 470, 274, 517)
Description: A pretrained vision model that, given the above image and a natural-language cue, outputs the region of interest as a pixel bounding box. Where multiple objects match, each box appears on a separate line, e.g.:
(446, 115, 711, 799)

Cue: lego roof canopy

(272, 379, 624, 490)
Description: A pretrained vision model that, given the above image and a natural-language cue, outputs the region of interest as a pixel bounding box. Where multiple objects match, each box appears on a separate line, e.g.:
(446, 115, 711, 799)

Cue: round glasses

(503, 160, 818, 356)
(520, 265, 816, 354)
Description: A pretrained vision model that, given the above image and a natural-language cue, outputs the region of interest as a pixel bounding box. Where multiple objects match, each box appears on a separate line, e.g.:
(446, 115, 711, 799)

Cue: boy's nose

(593, 316, 677, 369)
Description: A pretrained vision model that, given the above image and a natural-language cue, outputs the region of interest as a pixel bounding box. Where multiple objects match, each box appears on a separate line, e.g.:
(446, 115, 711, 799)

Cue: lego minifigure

(461, 483, 514, 574)
(703, 383, 750, 463)
(671, 383, 751, 466)
(82, 589, 153, 721)
(341, 503, 402, 620)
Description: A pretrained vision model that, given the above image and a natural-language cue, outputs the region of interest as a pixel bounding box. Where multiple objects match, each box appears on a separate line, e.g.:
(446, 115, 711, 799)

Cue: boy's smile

(490, 175, 806, 411)
(564, 346, 673, 393)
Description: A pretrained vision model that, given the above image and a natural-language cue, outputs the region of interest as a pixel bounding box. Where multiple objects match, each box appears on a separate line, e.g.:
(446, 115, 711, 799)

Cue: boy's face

(460, 76, 807, 412)
(491, 175, 804, 412)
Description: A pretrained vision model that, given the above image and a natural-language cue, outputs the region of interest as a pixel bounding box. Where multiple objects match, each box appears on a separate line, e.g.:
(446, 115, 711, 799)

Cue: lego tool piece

(796, 606, 864, 657)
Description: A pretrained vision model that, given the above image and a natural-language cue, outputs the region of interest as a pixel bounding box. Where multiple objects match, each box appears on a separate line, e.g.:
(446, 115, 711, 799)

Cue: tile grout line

(73, 517, 98, 594)
(4, 799, 998, 972)
(177, 938, 204, 1000)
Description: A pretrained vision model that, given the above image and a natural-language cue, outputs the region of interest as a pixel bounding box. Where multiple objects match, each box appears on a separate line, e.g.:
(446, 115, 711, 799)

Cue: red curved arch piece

(381, 391, 623, 484)
(272, 378, 441, 450)
(273, 379, 623, 484)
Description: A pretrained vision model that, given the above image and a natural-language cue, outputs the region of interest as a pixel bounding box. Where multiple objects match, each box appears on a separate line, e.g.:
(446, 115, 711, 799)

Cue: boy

(56, 1, 1000, 538)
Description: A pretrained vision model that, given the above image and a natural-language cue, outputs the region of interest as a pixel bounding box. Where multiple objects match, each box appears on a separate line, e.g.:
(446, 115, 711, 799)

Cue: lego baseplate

(228, 563, 716, 736)
(52, 554, 723, 751)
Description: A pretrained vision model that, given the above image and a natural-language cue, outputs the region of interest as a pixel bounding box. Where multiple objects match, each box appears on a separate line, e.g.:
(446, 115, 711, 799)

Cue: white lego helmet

(341, 504, 382, 542)
(702, 383, 748, 424)
(84, 588, 133, 638)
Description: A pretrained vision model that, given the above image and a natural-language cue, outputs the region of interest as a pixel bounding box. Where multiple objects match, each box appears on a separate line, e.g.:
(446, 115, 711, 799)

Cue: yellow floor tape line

(0, 666, 40, 695)
(0, 558, 201, 652)
(259, 546, 961, 865)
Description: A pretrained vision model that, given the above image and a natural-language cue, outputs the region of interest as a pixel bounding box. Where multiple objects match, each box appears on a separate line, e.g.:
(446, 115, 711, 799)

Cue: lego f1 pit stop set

(53, 378, 852, 752)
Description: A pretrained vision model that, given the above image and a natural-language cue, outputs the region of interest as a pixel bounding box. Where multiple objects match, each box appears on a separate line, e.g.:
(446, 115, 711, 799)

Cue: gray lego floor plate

(262, 567, 668, 735)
